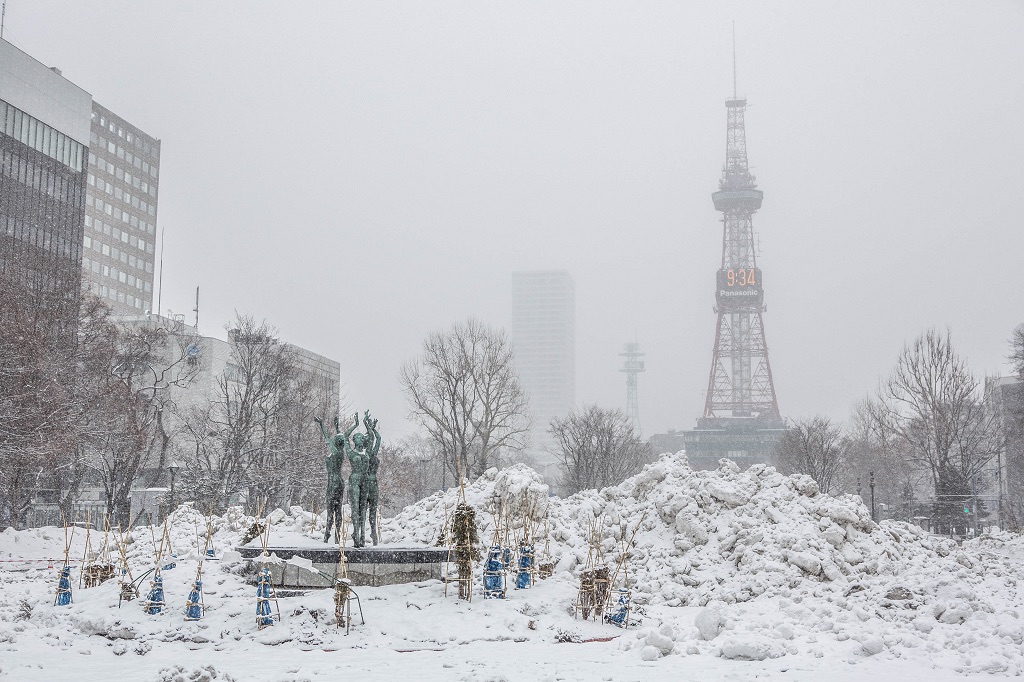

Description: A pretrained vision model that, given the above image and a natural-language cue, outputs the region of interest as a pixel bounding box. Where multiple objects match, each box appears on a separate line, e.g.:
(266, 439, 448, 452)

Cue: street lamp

(168, 461, 181, 517)
(869, 471, 876, 522)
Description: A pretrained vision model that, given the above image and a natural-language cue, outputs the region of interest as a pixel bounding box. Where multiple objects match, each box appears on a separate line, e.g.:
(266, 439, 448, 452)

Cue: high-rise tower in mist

(683, 86, 786, 469)
(511, 270, 575, 469)
(81, 102, 161, 315)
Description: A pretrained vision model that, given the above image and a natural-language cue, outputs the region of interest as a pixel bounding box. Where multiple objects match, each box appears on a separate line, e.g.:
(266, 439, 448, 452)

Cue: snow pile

(380, 454, 1024, 672)
(384, 454, 961, 607)
(3, 456, 1024, 676)
(381, 463, 549, 546)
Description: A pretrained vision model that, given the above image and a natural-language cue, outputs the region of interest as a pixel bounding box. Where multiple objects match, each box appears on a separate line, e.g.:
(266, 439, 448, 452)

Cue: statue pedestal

(237, 545, 448, 588)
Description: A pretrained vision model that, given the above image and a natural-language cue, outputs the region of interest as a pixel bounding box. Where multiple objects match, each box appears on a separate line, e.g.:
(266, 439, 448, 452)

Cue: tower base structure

(682, 416, 788, 471)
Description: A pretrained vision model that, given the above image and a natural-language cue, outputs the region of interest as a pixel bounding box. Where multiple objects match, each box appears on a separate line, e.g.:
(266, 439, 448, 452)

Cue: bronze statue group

(314, 411, 381, 548)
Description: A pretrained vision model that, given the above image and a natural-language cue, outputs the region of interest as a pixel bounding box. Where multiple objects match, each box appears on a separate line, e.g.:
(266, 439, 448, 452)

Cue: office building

(0, 39, 91, 310)
(81, 101, 161, 314)
(1, 39, 162, 318)
(511, 270, 575, 469)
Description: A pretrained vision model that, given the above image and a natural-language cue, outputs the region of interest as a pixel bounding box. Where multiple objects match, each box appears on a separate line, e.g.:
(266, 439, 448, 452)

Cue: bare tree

(871, 328, 1000, 532)
(201, 314, 297, 511)
(550, 405, 653, 495)
(773, 416, 847, 494)
(376, 435, 449, 514)
(839, 399, 932, 522)
(1011, 324, 1024, 380)
(83, 319, 199, 526)
(400, 317, 528, 479)
(0, 271, 112, 528)
(273, 361, 340, 508)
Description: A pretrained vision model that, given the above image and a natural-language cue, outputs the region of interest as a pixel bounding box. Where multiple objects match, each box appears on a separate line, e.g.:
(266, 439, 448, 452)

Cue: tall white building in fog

(511, 270, 575, 468)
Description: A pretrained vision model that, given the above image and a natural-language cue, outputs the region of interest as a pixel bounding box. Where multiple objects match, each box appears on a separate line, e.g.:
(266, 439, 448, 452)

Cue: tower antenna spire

(732, 21, 737, 98)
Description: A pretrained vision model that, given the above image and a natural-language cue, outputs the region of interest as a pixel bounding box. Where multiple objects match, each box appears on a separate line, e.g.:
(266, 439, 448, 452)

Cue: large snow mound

(384, 454, 967, 607)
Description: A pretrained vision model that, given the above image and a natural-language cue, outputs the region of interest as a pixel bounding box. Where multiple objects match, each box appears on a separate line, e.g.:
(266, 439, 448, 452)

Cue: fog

(5, 1, 1023, 438)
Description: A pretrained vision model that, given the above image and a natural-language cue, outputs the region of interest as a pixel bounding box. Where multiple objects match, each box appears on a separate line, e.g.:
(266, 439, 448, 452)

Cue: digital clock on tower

(716, 268, 763, 297)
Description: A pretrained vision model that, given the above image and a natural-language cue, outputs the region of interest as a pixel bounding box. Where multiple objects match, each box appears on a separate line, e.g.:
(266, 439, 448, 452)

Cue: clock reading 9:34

(725, 268, 757, 287)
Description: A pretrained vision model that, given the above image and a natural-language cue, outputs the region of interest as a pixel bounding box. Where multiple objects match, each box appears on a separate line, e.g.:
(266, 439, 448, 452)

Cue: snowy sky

(4, 1, 1023, 439)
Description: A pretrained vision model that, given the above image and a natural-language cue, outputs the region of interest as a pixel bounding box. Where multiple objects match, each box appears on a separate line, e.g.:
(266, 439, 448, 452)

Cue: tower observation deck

(683, 92, 787, 470)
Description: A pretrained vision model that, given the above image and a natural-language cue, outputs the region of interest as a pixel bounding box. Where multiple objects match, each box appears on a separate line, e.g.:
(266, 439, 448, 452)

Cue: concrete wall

(0, 39, 92, 144)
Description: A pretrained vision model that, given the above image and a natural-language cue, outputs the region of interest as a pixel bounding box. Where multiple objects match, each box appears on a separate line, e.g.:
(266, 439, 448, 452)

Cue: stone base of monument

(236, 546, 448, 588)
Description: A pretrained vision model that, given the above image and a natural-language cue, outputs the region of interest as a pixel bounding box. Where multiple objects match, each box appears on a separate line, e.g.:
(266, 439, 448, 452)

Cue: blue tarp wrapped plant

(185, 579, 203, 620)
(54, 566, 72, 606)
(145, 574, 165, 614)
(515, 544, 534, 590)
(605, 588, 631, 627)
(483, 545, 505, 598)
(256, 567, 275, 628)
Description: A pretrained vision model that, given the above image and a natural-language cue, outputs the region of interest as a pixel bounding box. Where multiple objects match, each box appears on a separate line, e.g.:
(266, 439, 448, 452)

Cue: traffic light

(963, 505, 970, 514)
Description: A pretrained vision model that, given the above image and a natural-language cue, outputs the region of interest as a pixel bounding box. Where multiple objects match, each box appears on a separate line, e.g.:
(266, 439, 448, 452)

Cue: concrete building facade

(511, 270, 576, 468)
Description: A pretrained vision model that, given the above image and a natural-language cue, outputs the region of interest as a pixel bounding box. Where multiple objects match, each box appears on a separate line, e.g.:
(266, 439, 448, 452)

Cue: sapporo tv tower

(683, 46, 787, 470)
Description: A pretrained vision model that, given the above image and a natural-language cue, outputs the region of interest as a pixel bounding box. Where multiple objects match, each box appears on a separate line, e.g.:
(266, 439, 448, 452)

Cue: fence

(23, 502, 109, 529)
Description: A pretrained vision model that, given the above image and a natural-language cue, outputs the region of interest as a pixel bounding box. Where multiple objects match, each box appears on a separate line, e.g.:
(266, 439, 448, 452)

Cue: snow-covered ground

(2, 454, 1023, 681)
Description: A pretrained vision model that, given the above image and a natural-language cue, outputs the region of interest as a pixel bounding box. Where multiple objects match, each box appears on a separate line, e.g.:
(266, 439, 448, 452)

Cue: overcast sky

(5, 1, 1023, 439)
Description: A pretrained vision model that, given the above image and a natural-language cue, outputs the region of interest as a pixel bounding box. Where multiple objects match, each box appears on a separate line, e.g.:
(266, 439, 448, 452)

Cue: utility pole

(869, 471, 876, 521)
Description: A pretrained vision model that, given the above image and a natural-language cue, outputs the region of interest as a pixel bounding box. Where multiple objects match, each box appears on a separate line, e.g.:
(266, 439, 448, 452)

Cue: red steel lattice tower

(702, 92, 780, 421)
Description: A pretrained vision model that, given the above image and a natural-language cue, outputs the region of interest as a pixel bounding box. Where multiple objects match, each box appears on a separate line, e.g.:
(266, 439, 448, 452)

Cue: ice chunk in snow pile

(720, 634, 779, 660)
(694, 605, 725, 640)
(861, 637, 885, 655)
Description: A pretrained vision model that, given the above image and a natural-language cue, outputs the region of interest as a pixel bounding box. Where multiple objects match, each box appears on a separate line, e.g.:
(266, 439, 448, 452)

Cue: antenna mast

(619, 342, 645, 434)
(193, 285, 199, 330)
(157, 226, 165, 318)
(732, 21, 737, 98)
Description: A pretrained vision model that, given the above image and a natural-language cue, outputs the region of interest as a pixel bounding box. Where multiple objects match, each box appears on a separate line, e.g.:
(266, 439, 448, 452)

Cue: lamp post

(869, 471, 876, 522)
(168, 462, 180, 518)
(418, 456, 431, 502)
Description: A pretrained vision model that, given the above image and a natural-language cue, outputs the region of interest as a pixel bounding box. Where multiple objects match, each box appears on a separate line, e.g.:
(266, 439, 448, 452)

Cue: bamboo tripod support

(114, 513, 141, 604)
(53, 514, 75, 606)
(77, 512, 93, 590)
(185, 516, 215, 621)
(575, 516, 610, 621)
(143, 518, 171, 614)
(255, 504, 280, 629)
(444, 463, 476, 601)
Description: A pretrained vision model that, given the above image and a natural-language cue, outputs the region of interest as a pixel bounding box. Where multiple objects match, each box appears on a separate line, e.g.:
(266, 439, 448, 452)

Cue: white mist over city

(1, 2, 1023, 680)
